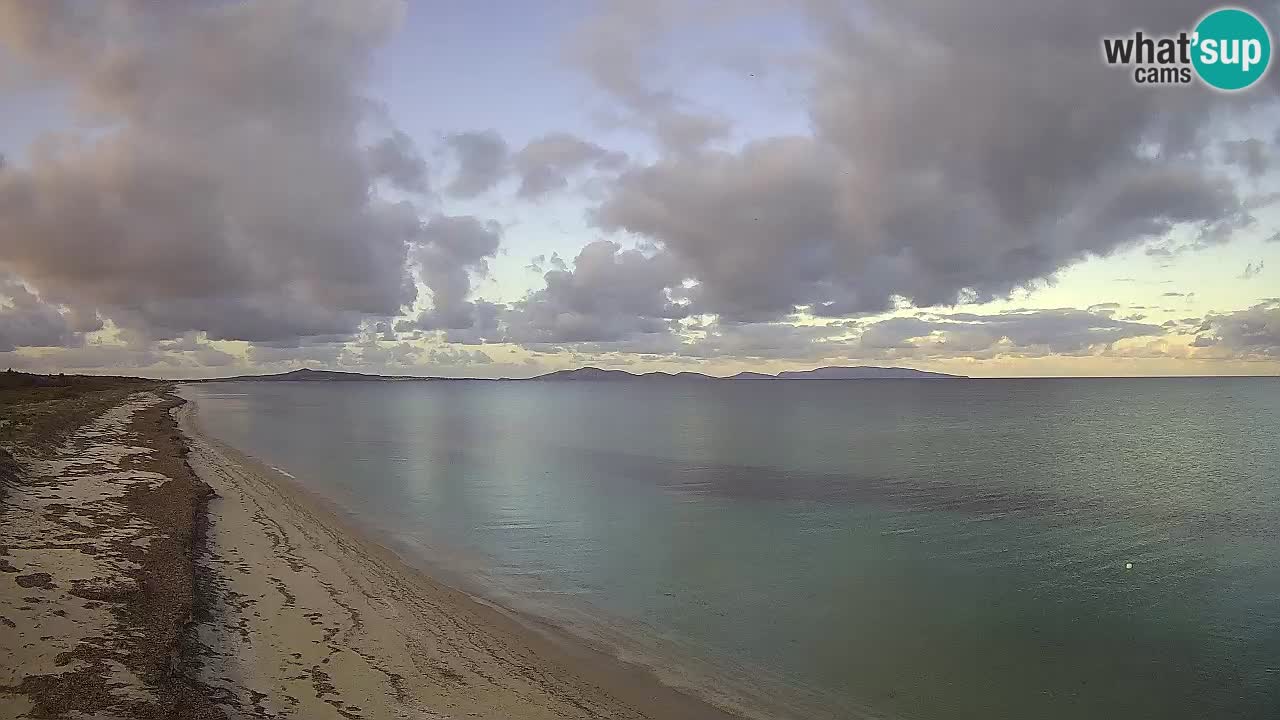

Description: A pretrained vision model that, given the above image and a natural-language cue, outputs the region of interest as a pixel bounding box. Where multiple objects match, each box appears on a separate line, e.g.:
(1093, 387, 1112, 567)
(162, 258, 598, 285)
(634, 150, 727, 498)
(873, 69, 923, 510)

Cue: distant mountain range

(536, 366, 963, 380)
(211, 368, 393, 382)
(203, 366, 966, 382)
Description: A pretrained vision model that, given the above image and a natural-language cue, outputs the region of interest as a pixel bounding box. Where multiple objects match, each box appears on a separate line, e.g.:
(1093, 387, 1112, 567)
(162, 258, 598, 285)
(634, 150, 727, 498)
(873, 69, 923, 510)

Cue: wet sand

(2, 381, 743, 719)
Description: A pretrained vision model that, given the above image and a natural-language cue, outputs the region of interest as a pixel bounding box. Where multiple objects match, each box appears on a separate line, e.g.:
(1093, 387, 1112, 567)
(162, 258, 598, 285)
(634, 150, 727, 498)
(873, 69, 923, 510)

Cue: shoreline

(183, 433, 837, 720)
(178, 393, 749, 719)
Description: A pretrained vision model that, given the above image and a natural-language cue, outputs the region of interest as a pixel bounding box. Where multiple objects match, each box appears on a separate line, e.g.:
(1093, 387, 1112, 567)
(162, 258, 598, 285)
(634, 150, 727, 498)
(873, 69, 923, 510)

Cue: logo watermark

(1102, 7, 1272, 90)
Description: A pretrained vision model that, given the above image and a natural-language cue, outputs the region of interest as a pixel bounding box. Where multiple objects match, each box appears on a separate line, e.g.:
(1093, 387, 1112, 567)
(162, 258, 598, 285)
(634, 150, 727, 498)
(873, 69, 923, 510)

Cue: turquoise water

(182, 379, 1280, 719)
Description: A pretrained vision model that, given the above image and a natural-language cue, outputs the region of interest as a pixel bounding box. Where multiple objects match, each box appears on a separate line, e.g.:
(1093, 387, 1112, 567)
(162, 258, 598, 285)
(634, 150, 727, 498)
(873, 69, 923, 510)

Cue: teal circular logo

(1192, 8, 1272, 91)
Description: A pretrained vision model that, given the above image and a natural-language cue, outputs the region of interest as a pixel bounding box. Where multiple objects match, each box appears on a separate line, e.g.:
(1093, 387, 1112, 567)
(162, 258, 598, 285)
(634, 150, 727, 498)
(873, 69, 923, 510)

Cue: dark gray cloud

(372, 321, 397, 341)
(440, 300, 503, 345)
(439, 129, 632, 201)
(855, 309, 1166, 358)
(1192, 301, 1280, 358)
(857, 317, 935, 351)
(0, 0, 424, 345)
(0, 275, 86, 352)
(368, 130, 430, 194)
(444, 130, 508, 198)
(503, 241, 689, 344)
(513, 133, 628, 199)
(1221, 139, 1271, 178)
(156, 333, 237, 367)
(596, 137, 850, 321)
(402, 215, 502, 331)
(584, 0, 1276, 325)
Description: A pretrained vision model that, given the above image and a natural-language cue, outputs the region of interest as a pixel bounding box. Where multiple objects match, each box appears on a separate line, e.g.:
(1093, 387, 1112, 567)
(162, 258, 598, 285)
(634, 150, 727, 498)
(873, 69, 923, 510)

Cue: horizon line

(10, 367, 1277, 382)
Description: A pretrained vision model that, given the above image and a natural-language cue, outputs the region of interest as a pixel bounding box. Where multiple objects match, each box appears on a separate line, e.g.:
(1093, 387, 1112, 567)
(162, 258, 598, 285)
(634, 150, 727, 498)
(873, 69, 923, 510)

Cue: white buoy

(1125, 562, 1133, 570)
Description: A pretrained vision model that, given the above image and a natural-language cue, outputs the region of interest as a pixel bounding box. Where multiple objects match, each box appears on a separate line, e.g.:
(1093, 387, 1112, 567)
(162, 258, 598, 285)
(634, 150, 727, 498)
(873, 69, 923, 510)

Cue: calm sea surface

(182, 379, 1280, 719)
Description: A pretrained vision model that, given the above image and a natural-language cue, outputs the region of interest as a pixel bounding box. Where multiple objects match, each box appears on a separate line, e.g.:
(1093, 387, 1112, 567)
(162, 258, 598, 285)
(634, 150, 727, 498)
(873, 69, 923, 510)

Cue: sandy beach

(1, 381, 741, 719)
(1, 381, 219, 719)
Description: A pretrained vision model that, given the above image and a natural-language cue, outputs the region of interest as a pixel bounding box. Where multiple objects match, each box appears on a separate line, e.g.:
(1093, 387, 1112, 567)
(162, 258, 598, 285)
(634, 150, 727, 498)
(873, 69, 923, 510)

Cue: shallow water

(183, 378, 1280, 719)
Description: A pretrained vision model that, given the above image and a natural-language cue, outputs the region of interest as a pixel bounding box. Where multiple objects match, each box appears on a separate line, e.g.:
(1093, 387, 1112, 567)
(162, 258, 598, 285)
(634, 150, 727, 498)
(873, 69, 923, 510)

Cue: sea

(180, 378, 1280, 720)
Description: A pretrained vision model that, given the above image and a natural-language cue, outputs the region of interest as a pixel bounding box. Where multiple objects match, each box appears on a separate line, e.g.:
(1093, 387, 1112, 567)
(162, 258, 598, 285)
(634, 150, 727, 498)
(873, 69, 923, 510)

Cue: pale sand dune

(179, 401, 740, 720)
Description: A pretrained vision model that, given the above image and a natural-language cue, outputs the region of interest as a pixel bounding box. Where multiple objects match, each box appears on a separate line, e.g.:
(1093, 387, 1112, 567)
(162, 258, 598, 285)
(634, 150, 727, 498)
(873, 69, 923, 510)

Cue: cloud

(402, 215, 502, 331)
(368, 130, 430, 194)
(1193, 301, 1280, 358)
(1221, 139, 1271, 178)
(567, 0, 677, 115)
(427, 347, 493, 366)
(503, 240, 689, 345)
(0, 0, 424, 344)
(596, 139, 1249, 325)
(437, 130, 631, 201)
(584, 0, 1272, 324)
(678, 321, 853, 359)
(498, 305, 1170, 363)
(854, 308, 1166, 358)
(566, 0, 736, 154)
(597, 137, 853, 320)
(1190, 334, 1217, 348)
(153, 332, 238, 367)
(4, 0, 1276, 376)
(513, 133, 627, 199)
(652, 111, 732, 156)
(438, 301, 503, 345)
(247, 342, 343, 367)
(517, 318, 857, 360)
(444, 130, 508, 198)
(0, 274, 86, 352)
(348, 339, 422, 368)
(1, 344, 167, 372)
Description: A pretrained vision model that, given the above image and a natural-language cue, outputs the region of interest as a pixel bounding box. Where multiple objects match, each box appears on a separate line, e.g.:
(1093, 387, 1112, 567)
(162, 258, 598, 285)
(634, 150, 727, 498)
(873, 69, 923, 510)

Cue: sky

(0, 0, 1278, 378)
